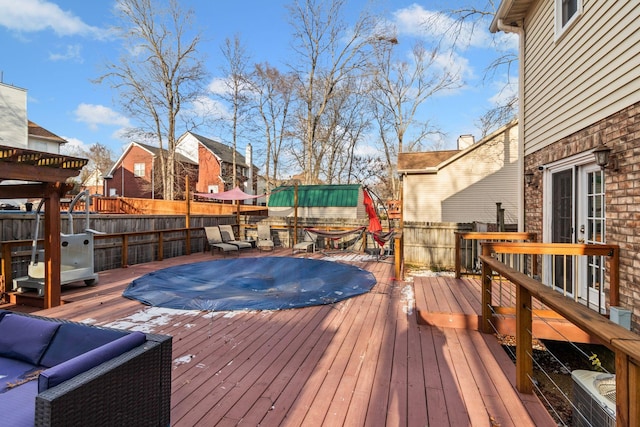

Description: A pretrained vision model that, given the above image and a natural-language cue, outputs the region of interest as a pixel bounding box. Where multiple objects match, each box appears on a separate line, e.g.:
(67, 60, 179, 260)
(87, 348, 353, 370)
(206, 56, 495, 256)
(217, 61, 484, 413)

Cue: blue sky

(0, 0, 517, 166)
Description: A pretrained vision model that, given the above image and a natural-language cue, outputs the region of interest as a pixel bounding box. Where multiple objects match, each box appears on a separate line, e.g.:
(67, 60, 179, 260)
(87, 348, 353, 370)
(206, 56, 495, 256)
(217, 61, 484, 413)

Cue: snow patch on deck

(103, 306, 198, 333)
(402, 285, 415, 315)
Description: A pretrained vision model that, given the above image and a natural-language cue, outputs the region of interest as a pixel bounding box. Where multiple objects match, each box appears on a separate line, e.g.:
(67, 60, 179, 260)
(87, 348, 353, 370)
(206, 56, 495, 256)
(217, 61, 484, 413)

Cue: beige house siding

(523, 0, 640, 156)
(402, 122, 519, 224)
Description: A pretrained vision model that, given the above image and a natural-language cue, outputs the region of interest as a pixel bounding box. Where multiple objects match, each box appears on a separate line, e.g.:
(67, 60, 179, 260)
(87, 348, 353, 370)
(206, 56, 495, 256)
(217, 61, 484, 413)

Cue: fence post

(122, 235, 129, 268)
(480, 244, 493, 334)
(516, 284, 533, 394)
(157, 231, 163, 262)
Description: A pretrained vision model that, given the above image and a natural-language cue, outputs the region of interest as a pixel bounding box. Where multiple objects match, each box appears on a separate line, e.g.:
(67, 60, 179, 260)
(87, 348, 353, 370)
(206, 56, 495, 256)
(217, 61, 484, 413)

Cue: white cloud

(488, 75, 518, 106)
(59, 136, 89, 156)
(392, 4, 493, 50)
(207, 77, 230, 96)
(75, 103, 130, 131)
(49, 44, 83, 62)
(0, 0, 109, 39)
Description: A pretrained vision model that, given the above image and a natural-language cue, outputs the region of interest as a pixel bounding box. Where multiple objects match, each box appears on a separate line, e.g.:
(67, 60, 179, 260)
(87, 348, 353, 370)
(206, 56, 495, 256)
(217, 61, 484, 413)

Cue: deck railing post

(480, 244, 493, 334)
(1, 243, 13, 288)
(455, 232, 461, 278)
(515, 284, 533, 394)
(610, 246, 620, 307)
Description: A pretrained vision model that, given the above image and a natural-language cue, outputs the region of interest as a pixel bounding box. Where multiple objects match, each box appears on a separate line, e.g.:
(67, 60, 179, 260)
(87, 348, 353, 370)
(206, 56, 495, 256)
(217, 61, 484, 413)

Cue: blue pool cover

(123, 257, 377, 311)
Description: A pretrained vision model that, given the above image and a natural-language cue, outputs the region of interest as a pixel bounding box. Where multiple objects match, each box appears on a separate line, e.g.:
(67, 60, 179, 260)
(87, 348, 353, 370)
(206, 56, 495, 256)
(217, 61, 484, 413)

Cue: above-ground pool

(122, 256, 377, 311)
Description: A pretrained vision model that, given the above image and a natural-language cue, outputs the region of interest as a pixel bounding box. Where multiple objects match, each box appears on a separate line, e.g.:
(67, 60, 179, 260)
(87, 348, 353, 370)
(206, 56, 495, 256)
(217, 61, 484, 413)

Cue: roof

(268, 184, 362, 208)
(104, 141, 197, 177)
(397, 119, 518, 173)
(28, 121, 67, 144)
(490, 0, 536, 32)
(397, 150, 459, 171)
(0, 144, 88, 198)
(134, 142, 197, 165)
(187, 132, 248, 167)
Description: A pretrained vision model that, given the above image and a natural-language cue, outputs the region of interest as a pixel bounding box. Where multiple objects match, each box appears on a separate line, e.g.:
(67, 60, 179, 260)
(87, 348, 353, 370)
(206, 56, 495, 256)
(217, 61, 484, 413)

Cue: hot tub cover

(122, 256, 377, 311)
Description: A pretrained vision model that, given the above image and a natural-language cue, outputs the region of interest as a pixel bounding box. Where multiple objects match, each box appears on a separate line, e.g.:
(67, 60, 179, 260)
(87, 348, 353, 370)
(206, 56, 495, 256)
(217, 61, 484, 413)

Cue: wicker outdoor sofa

(0, 311, 172, 427)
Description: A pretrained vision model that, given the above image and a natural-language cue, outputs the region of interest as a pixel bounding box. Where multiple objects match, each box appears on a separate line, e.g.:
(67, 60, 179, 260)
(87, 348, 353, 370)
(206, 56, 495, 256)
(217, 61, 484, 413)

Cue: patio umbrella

(195, 187, 263, 224)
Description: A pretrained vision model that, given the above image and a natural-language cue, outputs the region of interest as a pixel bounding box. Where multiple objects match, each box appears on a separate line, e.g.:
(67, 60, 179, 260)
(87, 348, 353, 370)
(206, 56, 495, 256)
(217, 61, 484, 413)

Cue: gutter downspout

(497, 19, 526, 232)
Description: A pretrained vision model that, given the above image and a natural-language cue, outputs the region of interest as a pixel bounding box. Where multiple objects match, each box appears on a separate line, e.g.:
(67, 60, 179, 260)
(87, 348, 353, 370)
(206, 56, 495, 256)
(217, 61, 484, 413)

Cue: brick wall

(524, 102, 640, 330)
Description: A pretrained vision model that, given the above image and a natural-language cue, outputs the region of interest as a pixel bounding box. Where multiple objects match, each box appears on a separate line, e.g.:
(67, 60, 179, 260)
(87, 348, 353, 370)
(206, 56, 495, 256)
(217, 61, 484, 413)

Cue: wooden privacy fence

(479, 251, 638, 427)
(1, 223, 406, 291)
(61, 196, 267, 216)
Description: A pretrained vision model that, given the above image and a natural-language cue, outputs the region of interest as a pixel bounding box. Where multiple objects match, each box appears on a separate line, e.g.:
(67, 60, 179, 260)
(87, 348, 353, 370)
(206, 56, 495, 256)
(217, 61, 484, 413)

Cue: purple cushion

(38, 331, 146, 392)
(0, 314, 60, 365)
(40, 323, 129, 368)
(0, 357, 42, 394)
(0, 380, 37, 426)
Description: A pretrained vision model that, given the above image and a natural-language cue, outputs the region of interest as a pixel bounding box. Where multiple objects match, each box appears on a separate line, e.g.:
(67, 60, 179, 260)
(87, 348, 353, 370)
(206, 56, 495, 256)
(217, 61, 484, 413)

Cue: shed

(268, 184, 366, 219)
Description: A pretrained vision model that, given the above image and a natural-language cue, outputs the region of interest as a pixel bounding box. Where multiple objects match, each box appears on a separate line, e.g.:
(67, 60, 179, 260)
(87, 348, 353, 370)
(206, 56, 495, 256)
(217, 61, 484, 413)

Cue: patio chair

(218, 224, 253, 249)
(204, 226, 239, 256)
(256, 224, 274, 251)
(293, 228, 317, 254)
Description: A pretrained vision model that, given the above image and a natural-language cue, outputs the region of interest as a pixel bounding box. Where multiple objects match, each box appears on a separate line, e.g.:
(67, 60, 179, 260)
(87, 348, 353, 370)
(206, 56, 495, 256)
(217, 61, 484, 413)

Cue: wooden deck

(413, 274, 594, 343)
(8, 249, 556, 426)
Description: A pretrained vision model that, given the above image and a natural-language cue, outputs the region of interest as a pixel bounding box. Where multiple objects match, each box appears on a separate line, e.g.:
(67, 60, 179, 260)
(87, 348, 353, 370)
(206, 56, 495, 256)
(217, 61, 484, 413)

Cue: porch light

(524, 171, 534, 186)
(593, 143, 612, 169)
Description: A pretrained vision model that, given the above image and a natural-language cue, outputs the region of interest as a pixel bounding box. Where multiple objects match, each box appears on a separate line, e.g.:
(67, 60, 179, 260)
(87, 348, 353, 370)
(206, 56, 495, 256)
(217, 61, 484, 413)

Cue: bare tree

(369, 35, 461, 198)
(424, 2, 518, 134)
(286, 0, 375, 184)
(218, 34, 254, 190)
(96, 0, 207, 200)
(252, 63, 295, 193)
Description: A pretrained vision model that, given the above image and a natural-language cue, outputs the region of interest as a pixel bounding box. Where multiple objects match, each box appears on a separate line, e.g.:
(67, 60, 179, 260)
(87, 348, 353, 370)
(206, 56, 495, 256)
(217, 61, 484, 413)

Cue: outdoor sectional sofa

(0, 311, 172, 426)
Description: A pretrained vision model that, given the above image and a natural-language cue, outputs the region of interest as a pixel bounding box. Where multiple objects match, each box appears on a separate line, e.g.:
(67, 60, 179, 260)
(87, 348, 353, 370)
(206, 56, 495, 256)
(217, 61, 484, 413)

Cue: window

(555, 0, 581, 37)
(134, 163, 145, 177)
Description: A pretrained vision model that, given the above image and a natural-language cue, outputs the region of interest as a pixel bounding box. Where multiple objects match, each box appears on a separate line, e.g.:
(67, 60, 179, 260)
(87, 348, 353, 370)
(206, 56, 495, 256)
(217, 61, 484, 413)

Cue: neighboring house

(491, 1, 640, 328)
(0, 83, 69, 208)
(398, 120, 519, 224)
(80, 169, 104, 196)
(176, 132, 259, 203)
(268, 184, 367, 219)
(103, 142, 197, 199)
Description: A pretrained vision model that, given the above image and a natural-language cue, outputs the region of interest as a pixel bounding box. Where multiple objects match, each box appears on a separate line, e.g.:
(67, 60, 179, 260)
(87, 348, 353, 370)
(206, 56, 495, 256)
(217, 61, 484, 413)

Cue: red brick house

(103, 142, 197, 199)
(176, 132, 259, 199)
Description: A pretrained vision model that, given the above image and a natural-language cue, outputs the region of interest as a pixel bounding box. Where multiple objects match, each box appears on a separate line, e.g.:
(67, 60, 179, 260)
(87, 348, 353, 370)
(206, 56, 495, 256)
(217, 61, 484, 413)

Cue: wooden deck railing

(0, 227, 207, 287)
(454, 232, 536, 278)
(479, 241, 619, 315)
(479, 251, 638, 427)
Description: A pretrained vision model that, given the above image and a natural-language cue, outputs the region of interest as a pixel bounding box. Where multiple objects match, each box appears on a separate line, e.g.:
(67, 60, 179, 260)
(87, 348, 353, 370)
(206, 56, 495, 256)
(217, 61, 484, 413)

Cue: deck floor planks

(341, 291, 390, 426)
(452, 327, 518, 426)
(222, 305, 337, 425)
(440, 327, 496, 426)
(283, 282, 376, 425)
(419, 326, 453, 426)
(319, 282, 387, 426)
(10, 250, 558, 427)
(428, 326, 473, 426)
(171, 309, 302, 424)
(197, 307, 323, 425)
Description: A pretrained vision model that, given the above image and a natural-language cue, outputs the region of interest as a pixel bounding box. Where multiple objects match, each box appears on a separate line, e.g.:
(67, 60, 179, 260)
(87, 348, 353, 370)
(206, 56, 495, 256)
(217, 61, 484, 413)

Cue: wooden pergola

(0, 145, 87, 308)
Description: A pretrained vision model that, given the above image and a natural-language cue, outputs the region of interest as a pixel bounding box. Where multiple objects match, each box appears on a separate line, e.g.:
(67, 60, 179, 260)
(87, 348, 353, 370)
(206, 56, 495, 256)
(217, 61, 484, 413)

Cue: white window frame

(133, 162, 145, 177)
(555, 0, 582, 40)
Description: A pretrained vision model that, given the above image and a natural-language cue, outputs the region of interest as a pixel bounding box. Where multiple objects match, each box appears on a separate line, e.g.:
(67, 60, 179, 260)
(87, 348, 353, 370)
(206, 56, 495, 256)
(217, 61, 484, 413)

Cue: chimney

(457, 134, 475, 150)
